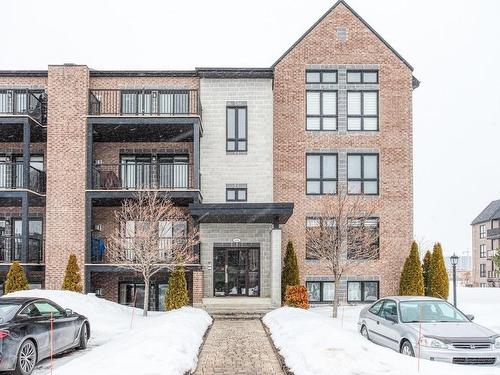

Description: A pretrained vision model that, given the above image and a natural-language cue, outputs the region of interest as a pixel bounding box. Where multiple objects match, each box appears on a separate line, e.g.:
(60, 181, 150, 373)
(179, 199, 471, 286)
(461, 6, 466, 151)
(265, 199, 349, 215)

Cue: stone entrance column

(270, 226, 282, 307)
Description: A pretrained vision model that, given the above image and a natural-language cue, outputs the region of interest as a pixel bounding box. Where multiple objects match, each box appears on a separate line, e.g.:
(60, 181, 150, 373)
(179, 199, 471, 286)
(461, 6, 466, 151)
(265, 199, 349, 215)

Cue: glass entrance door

(213, 248, 260, 297)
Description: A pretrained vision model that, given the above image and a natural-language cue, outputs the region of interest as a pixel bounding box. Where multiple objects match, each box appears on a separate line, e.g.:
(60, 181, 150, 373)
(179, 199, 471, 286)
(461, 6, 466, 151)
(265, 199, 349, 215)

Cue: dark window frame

(347, 90, 379, 131)
(479, 225, 486, 239)
(346, 217, 380, 260)
(306, 280, 335, 303)
(226, 106, 248, 152)
(305, 70, 338, 84)
(479, 244, 486, 258)
(306, 153, 338, 195)
(347, 153, 379, 195)
(346, 70, 379, 84)
(306, 90, 338, 131)
(226, 187, 247, 202)
(480, 264, 486, 278)
(347, 280, 380, 303)
(305, 216, 336, 260)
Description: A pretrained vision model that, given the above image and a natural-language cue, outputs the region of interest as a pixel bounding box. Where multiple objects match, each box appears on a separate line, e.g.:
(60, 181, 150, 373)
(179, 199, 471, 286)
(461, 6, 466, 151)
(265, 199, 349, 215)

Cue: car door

(16, 303, 51, 360)
(377, 299, 401, 351)
(364, 299, 385, 342)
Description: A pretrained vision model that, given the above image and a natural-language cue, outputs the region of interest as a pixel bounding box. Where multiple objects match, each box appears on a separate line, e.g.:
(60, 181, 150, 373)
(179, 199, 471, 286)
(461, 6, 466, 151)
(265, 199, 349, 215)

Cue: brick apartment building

(0, 1, 416, 310)
(471, 200, 500, 287)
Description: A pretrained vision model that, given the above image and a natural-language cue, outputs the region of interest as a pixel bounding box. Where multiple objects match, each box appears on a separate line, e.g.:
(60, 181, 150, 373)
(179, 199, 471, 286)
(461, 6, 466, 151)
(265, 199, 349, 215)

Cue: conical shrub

(61, 254, 83, 292)
(4, 261, 29, 294)
(428, 243, 449, 299)
(165, 266, 189, 311)
(399, 241, 424, 296)
(281, 241, 300, 302)
(422, 250, 432, 296)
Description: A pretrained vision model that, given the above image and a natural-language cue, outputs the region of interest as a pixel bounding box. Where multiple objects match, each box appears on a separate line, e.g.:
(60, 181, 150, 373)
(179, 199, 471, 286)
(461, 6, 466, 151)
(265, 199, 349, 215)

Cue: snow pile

(263, 287, 500, 375)
(5, 290, 212, 375)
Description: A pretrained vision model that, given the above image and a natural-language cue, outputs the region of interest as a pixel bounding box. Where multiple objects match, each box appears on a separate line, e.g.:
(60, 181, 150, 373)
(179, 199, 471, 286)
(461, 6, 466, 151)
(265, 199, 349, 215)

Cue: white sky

(2, 0, 500, 257)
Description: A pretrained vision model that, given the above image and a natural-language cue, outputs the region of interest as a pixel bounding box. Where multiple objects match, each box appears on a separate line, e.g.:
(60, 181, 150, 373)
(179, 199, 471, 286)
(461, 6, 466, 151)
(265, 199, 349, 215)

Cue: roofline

(90, 70, 198, 77)
(196, 67, 273, 79)
(271, 0, 414, 71)
(0, 70, 48, 77)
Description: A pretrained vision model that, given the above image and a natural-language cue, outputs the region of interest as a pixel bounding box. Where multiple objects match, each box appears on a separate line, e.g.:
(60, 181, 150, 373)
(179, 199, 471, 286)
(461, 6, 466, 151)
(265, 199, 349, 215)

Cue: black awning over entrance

(188, 202, 294, 225)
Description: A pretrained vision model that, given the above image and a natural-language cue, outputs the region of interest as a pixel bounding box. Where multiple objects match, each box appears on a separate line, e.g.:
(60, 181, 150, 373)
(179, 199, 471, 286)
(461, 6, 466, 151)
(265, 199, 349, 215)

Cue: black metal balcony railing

(91, 236, 198, 264)
(0, 162, 46, 193)
(0, 89, 47, 124)
(486, 227, 500, 240)
(0, 235, 44, 264)
(88, 89, 201, 117)
(92, 163, 193, 190)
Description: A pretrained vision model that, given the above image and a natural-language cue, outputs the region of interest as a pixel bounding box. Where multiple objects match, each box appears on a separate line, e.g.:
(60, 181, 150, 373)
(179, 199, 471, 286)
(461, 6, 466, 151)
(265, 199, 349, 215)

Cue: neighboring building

(0, 1, 416, 310)
(471, 200, 500, 287)
(445, 255, 472, 287)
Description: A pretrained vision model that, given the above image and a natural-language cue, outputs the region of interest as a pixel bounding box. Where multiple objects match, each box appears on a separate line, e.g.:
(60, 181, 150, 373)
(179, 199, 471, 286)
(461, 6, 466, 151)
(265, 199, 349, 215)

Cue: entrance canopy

(189, 203, 293, 225)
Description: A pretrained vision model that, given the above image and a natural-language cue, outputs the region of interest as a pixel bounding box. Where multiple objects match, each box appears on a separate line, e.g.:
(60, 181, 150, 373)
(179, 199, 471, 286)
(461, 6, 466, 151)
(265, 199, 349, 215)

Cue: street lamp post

(450, 253, 459, 307)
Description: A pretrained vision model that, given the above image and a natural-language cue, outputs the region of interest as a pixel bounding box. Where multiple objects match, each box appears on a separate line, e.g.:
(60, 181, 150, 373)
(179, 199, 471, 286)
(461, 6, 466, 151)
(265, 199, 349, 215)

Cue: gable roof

(271, 0, 414, 71)
(471, 199, 500, 225)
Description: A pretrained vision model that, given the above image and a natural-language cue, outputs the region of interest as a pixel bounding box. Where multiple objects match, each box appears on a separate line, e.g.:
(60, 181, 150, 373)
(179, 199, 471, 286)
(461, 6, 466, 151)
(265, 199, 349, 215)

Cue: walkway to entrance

(194, 319, 284, 375)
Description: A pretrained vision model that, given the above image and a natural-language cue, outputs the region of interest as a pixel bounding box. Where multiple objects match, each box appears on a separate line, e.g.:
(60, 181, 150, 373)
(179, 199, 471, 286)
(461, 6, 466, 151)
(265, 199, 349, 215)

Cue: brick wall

(273, 3, 414, 298)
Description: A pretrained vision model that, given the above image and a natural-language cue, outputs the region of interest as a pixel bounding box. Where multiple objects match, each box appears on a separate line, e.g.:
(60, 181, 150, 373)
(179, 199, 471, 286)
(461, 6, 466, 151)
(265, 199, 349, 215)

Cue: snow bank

(264, 287, 500, 375)
(5, 290, 212, 375)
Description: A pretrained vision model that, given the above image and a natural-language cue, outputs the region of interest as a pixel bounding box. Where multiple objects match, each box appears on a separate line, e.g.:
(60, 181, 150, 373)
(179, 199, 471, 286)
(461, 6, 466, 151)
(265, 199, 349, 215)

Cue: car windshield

(400, 300, 469, 323)
(0, 302, 22, 322)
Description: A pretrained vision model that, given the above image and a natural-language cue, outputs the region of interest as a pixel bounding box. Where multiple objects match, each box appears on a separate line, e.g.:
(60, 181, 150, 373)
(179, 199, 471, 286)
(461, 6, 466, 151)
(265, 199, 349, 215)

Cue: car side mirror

(65, 308, 73, 317)
(386, 314, 398, 324)
(466, 314, 474, 321)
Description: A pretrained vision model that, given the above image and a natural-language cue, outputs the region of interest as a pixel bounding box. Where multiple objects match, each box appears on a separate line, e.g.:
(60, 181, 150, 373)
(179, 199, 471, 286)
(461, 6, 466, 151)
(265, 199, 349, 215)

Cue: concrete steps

(201, 297, 275, 318)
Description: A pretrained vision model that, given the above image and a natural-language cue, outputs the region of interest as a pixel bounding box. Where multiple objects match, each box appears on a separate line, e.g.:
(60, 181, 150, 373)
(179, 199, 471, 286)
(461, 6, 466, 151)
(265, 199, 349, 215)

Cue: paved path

(194, 319, 284, 375)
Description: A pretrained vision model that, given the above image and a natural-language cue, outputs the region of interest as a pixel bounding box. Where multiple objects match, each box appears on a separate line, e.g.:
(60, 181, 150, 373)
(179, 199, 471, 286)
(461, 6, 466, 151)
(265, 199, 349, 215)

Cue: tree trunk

(143, 278, 150, 317)
(332, 275, 341, 318)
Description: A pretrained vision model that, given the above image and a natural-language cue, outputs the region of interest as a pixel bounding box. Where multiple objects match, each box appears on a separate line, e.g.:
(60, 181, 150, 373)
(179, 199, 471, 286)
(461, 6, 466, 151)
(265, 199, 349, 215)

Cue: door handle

(376, 321, 380, 325)
(225, 264, 228, 283)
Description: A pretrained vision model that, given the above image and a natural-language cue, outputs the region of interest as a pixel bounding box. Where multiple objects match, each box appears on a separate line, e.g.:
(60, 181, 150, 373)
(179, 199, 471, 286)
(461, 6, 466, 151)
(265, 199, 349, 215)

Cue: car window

(399, 300, 468, 323)
(369, 300, 384, 315)
(380, 300, 397, 320)
(19, 303, 41, 318)
(33, 301, 63, 317)
(0, 302, 22, 321)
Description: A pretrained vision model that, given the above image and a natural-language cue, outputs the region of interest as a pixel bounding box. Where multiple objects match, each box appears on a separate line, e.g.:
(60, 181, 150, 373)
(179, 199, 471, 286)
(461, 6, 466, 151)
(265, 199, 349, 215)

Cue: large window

(306, 154, 337, 195)
(480, 264, 486, 278)
(480, 244, 486, 258)
(305, 217, 335, 260)
(306, 281, 334, 303)
(227, 106, 247, 152)
(226, 187, 247, 202)
(347, 281, 379, 303)
(479, 225, 486, 239)
(347, 154, 379, 195)
(347, 91, 378, 131)
(347, 218, 380, 260)
(306, 91, 337, 130)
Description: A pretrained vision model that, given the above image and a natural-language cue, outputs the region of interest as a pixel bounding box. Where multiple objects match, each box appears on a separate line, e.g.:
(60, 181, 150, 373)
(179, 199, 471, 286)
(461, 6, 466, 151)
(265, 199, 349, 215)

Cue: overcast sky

(2, 0, 500, 257)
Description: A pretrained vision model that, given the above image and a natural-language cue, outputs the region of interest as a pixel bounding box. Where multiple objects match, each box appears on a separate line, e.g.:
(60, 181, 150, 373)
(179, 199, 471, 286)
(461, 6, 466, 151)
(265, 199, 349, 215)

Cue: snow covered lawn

(263, 287, 500, 375)
(4, 290, 212, 375)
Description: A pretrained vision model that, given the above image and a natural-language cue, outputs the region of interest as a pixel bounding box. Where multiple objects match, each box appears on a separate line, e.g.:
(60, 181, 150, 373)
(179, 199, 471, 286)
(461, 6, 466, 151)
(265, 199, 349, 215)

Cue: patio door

(213, 248, 259, 297)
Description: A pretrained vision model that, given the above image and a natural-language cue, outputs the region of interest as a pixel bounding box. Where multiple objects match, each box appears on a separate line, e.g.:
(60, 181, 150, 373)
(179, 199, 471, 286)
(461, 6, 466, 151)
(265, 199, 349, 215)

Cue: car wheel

(360, 325, 370, 340)
(78, 323, 88, 350)
(14, 340, 37, 375)
(400, 340, 415, 357)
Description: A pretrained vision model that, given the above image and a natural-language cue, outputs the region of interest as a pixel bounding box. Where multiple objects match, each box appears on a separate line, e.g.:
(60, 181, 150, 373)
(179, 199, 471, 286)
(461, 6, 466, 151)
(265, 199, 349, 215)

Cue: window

(480, 244, 486, 258)
(347, 154, 379, 195)
(306, 154, 337, 195)
(226, 187, 247, 202)
(306, 281, 334, 303)
(306, 70, 337, 84)
(480, 264, 486, 278)
(305, 217, 335, 260)
(347, 218, 379, 260)
(33, 301, 63, 317)
(121, 90, 188, 115)
(479, 225, 486, 239)
(347, 91, 378, 131)
(347, 71, 378, 84)
(226, 106, 247, 152)
(380, 300, 397, 320)
(347, 281, 379, 303)
(368, 299, 385, 315)
(480, 283, 487, 288)
(306, 91, 337, 130)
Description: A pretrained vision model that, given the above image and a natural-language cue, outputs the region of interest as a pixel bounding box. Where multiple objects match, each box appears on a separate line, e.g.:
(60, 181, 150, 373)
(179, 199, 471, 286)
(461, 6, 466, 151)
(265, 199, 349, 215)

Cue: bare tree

(305, 188, 380, 318)
(106, 192, 198, 316)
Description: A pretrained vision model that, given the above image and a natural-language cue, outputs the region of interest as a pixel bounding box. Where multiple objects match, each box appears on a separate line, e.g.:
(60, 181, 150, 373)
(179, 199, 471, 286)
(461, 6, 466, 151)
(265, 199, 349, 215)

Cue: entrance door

(213, 248, 259, 297)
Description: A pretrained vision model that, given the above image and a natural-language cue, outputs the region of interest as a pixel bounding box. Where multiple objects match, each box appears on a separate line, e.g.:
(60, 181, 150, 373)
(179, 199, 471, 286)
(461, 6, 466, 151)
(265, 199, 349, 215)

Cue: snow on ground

(4, 290, 212, 375)
(263, 287, 500, 375)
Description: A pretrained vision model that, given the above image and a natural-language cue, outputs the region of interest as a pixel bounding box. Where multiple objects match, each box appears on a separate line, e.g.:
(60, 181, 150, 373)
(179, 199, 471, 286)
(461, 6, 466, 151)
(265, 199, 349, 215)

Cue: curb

(187, 318, 214, 375)
(260, 318, 294, 375)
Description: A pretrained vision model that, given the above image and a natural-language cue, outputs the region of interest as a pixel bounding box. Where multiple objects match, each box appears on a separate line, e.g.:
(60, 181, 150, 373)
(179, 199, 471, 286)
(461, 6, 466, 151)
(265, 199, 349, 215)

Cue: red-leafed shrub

(284, 285, 309, 309)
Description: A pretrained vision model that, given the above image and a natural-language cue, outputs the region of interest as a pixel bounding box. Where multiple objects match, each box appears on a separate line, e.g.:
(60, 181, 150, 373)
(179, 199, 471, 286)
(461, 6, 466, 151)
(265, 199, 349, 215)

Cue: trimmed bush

(281, 241, 300, 302)
(4, 261, 29, 294)
(399, 241, 424, 296)
(62, 254, 83, 292)
(165, 266, 189, 311)
(284, 285, 309, 309)
(428, 243, 449, 299)
(422, 250, 432, 296)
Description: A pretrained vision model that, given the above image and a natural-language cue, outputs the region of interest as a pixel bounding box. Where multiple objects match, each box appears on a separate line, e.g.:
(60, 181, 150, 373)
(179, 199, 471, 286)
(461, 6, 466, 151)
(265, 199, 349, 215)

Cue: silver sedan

(357, 296, 500, 365)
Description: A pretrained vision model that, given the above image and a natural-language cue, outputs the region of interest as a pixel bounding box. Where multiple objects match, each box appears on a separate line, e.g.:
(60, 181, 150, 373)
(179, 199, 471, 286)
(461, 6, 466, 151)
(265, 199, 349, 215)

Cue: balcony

(0, 89, 47, 125)
(88, 89, 201, 117)
(486, 227, 500, 240)
(0, 235, 44, 264)
(0, 162, 46, 194)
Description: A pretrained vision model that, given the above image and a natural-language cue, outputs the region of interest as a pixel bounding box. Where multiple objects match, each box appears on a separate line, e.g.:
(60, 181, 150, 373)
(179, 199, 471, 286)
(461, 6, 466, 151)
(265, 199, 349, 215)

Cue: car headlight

(419, 337, 448, 349)
(495, 337, 500, 349)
